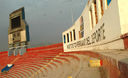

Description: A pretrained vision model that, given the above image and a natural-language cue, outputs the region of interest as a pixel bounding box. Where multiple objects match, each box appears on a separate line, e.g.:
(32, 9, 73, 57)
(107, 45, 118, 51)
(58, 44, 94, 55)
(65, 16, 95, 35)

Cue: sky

(0, 0, 87, 51)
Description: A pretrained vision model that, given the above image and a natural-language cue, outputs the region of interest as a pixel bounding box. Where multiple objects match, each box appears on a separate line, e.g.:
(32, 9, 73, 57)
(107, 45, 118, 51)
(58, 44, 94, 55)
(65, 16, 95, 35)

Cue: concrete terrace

(0, 43, 128, 78)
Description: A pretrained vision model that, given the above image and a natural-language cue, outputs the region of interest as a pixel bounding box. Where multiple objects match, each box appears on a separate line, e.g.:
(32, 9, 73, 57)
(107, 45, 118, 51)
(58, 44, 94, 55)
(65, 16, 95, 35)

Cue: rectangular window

(67, 33, 69, 43)
(11, 16, 21, 29)
(64, 35, 66, 43)
(79, 31, 81, 39)
(100, 0, 104, 15)
(81, 31, 84, 37)
(73, 29, 76, 40)
(79, 31, 84, 38)
(94, 0, 98, 24)
(107, 0, 111, 6)
(80, 16, 84, 25)
(79, 25, 84, 38)
(70, 32, 72, 41)
(79, 16, 84, 38)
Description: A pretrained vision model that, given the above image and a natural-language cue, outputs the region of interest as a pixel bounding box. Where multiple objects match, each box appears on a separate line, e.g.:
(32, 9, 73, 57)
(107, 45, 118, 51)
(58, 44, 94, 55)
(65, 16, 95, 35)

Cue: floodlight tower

(8, 7, 30, 56)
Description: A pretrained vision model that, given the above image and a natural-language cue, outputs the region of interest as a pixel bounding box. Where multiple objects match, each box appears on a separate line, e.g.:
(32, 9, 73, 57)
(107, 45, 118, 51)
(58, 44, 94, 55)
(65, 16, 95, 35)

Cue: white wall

(63, 0, 125, 52)
(118, 0, 128, 34)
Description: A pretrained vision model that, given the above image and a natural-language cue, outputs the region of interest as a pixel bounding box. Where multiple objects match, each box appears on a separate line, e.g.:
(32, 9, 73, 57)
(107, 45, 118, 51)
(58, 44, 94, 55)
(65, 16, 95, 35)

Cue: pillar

(103, 0, 107, 11)
(91, 3, 96, 27)
(96, 0, 102, 21)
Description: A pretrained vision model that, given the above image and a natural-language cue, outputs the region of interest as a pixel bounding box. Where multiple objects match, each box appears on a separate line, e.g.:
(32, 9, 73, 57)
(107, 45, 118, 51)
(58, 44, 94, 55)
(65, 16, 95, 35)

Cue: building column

(20, 46, 27, 55)
(91, 3, 96, 27)
(8, 48, 14, 56)
(103, 0, 107, 11)
(96, 0, 102, 21)
(14, 48, 19, 56)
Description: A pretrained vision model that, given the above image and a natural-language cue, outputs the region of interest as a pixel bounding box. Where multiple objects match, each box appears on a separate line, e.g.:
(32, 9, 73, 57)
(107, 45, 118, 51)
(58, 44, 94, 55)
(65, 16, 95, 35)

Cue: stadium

(0, 0, 128, 78)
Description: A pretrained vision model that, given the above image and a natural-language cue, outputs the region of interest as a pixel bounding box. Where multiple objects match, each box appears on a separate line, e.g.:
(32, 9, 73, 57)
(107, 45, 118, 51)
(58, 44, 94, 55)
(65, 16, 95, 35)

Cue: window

(64, 35, 66, 43)
(107, 0, 111, 6)
(79, 16, 84, 38)
(79, 31, 84, 38)
(79, 31, 81, 38)
(100, 0, 104, 15)
(67, 33, 69, 43)
(81, 31, 84, 38)
(90, 9, 94, 29)
(70, 32, 72, 41)
(80, 16, 84, 25)
(73, 29, 76, 40)
(94, 0, 98, 24)
(11, 16, 21, 29)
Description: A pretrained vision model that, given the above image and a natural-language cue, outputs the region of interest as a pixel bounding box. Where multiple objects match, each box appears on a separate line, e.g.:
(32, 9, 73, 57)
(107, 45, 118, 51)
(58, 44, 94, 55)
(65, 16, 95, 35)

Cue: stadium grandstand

(0, 43, 128, 78)
(0, 43, 102, 78)
(0, 0, 128, 78)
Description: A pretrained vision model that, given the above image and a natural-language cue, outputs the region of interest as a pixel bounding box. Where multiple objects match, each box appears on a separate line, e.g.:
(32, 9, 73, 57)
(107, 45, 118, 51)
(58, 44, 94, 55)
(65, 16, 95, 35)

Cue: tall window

(94, 0, 98, 24)
(64, 35, 66, 43)
(73, 29, 76, 40)
(80, 16, 84, 25)
(70, 31, 72, 41)
(100, 0, 104, 15)
(107, 0, 111, 6)
(79, 16, 84, 38)
(67, 33, 69, 43)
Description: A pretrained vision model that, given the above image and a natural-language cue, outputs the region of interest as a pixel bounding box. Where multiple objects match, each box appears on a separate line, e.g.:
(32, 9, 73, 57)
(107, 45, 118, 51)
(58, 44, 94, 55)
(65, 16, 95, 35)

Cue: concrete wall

(62, 0, 128, 52)
(30, 50, 128, 78)
(118, 0, 128, 35)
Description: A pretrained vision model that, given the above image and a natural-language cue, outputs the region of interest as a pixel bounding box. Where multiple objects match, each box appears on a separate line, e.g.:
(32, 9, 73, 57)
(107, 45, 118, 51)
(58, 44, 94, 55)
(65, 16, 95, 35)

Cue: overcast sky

(0, 0, 87, 51)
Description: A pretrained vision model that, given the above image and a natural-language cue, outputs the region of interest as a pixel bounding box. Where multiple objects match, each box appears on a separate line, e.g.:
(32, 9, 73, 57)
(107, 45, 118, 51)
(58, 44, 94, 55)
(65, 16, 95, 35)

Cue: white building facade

(62, 0, 128, 52)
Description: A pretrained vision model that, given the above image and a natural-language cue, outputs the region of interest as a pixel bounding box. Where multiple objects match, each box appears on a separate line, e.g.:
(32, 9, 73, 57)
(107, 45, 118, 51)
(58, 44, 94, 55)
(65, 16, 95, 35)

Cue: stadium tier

(0, 43, 127, 78)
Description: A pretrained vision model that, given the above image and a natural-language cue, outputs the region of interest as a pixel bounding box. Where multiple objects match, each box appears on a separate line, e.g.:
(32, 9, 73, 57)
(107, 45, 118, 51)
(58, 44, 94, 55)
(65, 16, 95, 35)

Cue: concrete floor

(33, 54, 101, 78)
